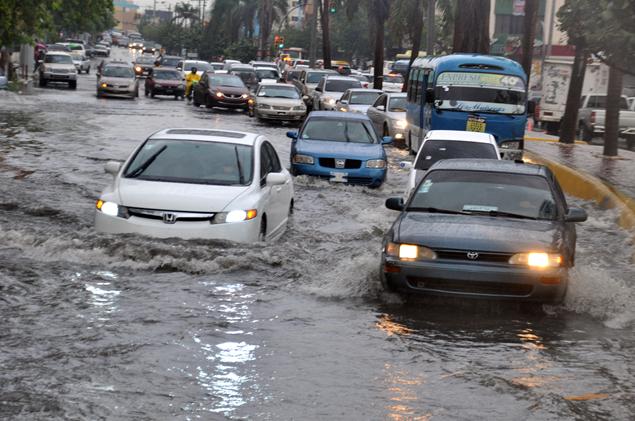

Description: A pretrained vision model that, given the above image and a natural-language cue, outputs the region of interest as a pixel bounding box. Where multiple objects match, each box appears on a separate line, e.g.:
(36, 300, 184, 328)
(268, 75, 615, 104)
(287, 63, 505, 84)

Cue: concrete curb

(524, 151, 635, 230)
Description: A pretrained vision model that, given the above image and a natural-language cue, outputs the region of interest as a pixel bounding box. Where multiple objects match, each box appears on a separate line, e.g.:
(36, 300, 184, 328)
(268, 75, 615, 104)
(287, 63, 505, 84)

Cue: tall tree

(317, 0, 332, 69)
(520, 0, 538, 83)
(452, 0, 490, 53)
(371, 0, 391, 89)
(604, 66, 623, 156)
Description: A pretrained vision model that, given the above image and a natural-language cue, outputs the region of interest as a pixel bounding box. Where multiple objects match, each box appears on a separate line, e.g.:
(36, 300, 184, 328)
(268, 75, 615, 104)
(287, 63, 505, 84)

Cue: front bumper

(291, 160, 386, 186)
(256, 109, 305, 120)
(152, 86, 185, 96)
(382, 257, 567, 303)
(95, 210, 260, 242)
(42, 72, 77, 81)
(210, 96, 249, 109)
(98, 86, 136, 98)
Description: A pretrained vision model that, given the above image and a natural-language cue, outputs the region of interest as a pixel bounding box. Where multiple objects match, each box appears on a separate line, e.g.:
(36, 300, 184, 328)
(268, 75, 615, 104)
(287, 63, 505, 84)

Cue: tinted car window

(349, 91, 381, 105)
(45, 55, 73, 64)
(301, 118, 377, 144)
(257, 85, 300, 99)
(256, 69, 279, 80)
(307, 72, 328, 83)
(409, 170, 558, 220)
(161, 57, 181, 67)
(103, 66, 135, 78)
(153, 70, 180, 80)
(136, 56, 155, 64)
(384, 74, 404, 83)
(210, 75, 246, 88)
(388, 96, 407, 111)
(125, 139, 253, 186)
(264, 142, 281, 173)
(415, 140, 499, 170)
(325, 79, 362, 92)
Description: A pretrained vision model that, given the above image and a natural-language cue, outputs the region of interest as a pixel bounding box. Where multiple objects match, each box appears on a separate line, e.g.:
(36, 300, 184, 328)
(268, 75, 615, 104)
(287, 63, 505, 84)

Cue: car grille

(319, 158, 362, 169)
(127, 207, 215, 223)
(118, 85, 130, 89)
(407, 277, 534, 297)
(226, 94, 243, 99)
(433, 249, 514, 264)
(272, 105, 291, 111)
(345, 177, 374, 185)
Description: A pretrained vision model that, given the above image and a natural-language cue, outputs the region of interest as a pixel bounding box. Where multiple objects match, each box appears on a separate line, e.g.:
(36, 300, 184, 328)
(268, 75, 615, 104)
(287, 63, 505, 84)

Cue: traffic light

(278, 37, 285, 49)
(329, 0, 336, 13)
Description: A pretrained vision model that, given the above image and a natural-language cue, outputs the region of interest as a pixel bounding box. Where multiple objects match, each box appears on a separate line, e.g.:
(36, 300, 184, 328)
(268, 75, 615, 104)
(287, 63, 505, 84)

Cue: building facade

(114, 0, 140, 33)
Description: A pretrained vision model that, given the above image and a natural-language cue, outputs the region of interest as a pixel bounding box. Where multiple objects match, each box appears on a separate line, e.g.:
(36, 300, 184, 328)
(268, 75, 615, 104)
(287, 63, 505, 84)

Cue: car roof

(307, 111, 371, 121)
(255, 66, 279, 71)
(428, 159, 548, 176)
(105, 61, 132, 67)
(324, 75, 358, 81)
(345, 88, 382, 93)
(386, 92, 407, 97)
(162, 55, 182, 59)
(149, 128, 259, 146)
(46, 51, 71, 56)
(306, 69, 335, 73)
(424, 130, 496, 143)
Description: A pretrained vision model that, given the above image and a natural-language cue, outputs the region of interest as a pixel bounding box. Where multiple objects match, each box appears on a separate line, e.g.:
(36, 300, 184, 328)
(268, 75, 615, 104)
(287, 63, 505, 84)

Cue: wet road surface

(1, 49, 634, 420)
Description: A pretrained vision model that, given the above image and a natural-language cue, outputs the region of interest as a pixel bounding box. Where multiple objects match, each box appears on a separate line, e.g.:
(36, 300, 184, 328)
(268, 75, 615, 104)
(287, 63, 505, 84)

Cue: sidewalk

(523, 131, 635, 229)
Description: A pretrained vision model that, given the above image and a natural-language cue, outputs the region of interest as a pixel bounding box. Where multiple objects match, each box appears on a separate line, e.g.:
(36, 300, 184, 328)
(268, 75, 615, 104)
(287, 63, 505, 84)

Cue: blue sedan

(287, 111, 392, 187)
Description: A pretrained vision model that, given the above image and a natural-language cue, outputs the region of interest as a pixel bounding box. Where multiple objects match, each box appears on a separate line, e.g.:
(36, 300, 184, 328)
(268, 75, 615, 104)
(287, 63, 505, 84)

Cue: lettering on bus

(437, 72, 524, 90)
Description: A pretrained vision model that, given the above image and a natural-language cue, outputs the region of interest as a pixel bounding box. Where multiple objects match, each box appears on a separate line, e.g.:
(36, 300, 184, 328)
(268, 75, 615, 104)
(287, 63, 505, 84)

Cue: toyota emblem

(335, 159, 346, 169)
(163, 213, 177, 224)
(466, 251, 479, 260)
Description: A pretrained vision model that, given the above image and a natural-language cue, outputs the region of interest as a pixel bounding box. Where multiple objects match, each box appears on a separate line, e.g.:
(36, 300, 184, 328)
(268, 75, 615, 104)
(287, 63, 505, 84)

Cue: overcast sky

(133, 0, 204, 11)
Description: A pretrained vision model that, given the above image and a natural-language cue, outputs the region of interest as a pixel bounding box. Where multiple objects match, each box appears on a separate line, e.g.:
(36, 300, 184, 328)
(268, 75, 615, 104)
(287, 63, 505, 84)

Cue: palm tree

(452, 0, 490, 53)
(257, 0, 288, 59)
(173, 2, 200, 28)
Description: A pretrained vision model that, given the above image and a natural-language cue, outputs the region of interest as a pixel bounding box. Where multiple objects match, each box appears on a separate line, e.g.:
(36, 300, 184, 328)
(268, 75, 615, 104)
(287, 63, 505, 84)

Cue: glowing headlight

(509, 252, 562, 268)
(96, 200, 119, 216)
(366, 159, 386, 169)
(385, 242, 437, 261)
(325, 97, 335, 105)
(135, 66, 142, 72)
(241, 94, 249, 99)
(500, 141, 521, 149)
(214, 209, 258, 224)
(100, 82, 107, 88)
(215, 91, 224, 98)
(292, 154, 314, 165)
(396, 119, 408, 129)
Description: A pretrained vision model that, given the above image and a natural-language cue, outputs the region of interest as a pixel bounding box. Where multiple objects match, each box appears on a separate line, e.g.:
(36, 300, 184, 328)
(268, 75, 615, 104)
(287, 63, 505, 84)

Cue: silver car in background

(38, 52, 78, 89)
(248, 83, 306, 122)
(97, 62, 139, 99)
(366, 92, 408, 140)
(337, 88, 383, 114)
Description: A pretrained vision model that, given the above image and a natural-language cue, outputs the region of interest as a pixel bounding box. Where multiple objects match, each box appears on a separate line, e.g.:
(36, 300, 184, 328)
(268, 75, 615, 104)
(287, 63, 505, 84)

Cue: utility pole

(426, 0, 435, 55)
(308, 0, 317, 68)
(202, 0, 206, 29)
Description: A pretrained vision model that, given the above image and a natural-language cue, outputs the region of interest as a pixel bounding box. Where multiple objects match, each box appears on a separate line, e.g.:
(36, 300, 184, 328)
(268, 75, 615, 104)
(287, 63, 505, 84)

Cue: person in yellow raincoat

(185, 67, 201, 100)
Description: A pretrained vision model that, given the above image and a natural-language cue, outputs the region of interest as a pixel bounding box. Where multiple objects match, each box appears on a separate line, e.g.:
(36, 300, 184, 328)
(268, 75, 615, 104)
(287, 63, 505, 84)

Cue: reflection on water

(79, 271, 120, 326)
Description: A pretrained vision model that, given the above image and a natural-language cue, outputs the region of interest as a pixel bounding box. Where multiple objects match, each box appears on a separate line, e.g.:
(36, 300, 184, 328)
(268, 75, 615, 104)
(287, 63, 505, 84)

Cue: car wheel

(193, 95, 201, 107)
(408, 132, 415, 155)
(380, 269, 398, 293)
(174, 95, 179, 100)
(383, 123, 390, 138)
(248, 107, 254, 117)
(258, 216, 267, 242)
(289, 199, 294, 216)
(144, 88, 149, 97)
(69, 81, 77, 90)
(626, 135, 635, 150)
(581, 124, 593, 143)
(205, 96, 213, 108)
(86, 67, 90, 74)
(39, 77, 46, 87)
(150, 90, 155, 98)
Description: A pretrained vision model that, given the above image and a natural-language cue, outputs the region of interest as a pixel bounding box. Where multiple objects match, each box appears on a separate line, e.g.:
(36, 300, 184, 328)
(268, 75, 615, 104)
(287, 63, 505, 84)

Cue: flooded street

(1, 50, 634, 420)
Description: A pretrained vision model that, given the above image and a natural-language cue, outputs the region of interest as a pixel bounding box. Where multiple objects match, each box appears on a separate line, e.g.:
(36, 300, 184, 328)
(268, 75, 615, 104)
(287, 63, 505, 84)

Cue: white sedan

(400, 130, 501, 200)
(95, 128, 294, 242)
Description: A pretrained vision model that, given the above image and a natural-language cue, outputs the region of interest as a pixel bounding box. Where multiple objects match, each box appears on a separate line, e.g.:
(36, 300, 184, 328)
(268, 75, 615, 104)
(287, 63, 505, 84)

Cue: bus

(405, 54, 529, 158)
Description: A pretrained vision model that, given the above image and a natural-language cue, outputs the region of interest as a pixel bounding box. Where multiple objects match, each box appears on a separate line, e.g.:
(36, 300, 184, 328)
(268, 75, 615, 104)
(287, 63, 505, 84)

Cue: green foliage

(223, 39, 258, 62)
(139, 20, 201, 56)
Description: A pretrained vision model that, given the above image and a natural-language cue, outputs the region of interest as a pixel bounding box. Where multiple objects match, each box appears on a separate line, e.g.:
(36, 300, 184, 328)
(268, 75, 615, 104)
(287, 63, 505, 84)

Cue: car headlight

(395, 119, 408, 129)
(135, 66, 142, 72)
(100, 82, 107, 88)
(241, 94, 249, 99)
(293, 105, 306, 111)
(509, 252, 562, 268)
(366, 159, 386, 169)
(96, 200, 128, 218)
(258, 103, 271, 109)
(500, 141, 521, 149)
(292, 154, 314, 165)
(339, 107, 347, 112)
(213, 209, 257, 224)
(215, 91, 224, 98)
(385, 242, 437, 261)
(324, 97, 335, 105)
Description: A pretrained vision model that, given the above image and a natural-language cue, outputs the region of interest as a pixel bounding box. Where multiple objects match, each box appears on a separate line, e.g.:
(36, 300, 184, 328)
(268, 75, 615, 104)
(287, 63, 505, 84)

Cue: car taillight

(590, 111, 596, 124)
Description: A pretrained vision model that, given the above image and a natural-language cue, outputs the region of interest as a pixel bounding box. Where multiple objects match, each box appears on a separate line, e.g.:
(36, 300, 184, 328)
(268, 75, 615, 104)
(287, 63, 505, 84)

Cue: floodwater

(0, 49, 634, 420)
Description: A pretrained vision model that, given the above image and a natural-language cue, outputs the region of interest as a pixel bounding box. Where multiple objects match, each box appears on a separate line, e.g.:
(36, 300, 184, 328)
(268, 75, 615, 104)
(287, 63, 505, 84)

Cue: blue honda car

(287, 111, 392, 187)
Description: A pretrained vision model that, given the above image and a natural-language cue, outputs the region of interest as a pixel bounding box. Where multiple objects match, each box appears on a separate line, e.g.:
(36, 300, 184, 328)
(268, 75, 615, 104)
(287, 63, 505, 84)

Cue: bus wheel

(408, 132, 415, 155)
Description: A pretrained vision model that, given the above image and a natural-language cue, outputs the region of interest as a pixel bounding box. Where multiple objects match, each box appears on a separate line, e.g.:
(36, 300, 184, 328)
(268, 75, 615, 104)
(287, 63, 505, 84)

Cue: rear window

(415, 140, 498, 170)
(307, 72, 329, 83)
(153, 70, 180, 80)
(326, 79, 362, 92)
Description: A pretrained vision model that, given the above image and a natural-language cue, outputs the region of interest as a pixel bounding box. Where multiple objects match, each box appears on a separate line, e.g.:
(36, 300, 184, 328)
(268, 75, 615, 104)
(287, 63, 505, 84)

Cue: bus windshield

(434, 72, 526, 115)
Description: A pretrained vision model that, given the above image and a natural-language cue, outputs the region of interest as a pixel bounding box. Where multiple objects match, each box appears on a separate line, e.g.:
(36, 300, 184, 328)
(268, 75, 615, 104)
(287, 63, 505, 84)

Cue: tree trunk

(318, 0, 331, 69)
(559, 44, 587, 144)
(520, 0, 538, 84)
(603, 65, 623, 157)
(372, 0, 389, 90)
(453, 0, 490, 54)
(404, 0, 425, 92)
(426, 0, 435, 56)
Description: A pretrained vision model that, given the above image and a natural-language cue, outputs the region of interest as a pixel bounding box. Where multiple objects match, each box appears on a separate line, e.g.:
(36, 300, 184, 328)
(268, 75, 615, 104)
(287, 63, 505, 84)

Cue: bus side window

(408, 69, 419, 103)
(415, 70, 425, 104)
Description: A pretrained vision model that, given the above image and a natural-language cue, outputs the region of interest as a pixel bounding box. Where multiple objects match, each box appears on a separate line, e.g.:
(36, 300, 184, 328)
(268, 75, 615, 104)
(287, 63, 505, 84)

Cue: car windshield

(153, 70, 180, 80)
(161, 57, 181, 67)
(414, 140, 499, 171)
(409, 170, 558, 220)
(257, 86, 299, 99)
(71, 54, 83, 60)
(388, 96, 407, 111)
(325, 79, 362, 92)
(384, 74, 404, 83)
(349, 91, 381, 105)
(45, 55, 72, 64)
(136, 56, 154, 64)
(124, 139, 253, 186)
(184, 62, 212, 72)
(210, 75, 245, 88)
(256, 69, 279, 80)
(301, 118, 377, 143)
(103, 66, 134, 78)
(435, 72, 527, 115)
(585, 96, 629, 110)
(69, 45, 83, 51)
(307, 72, 329, 83)
(234, 71, 257, 84)
(210, 63, 224, 70)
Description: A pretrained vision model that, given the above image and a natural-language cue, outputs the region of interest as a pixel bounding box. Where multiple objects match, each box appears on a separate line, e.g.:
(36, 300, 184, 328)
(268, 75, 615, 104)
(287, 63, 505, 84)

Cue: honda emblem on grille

(467, 251, 479, 260)
(162, 213, 177, 224)
(335, 159, 346, 169)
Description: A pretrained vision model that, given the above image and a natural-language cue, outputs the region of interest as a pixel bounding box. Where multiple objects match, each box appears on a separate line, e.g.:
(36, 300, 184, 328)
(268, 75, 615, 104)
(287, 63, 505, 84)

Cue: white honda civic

(95, 128, 294, 242)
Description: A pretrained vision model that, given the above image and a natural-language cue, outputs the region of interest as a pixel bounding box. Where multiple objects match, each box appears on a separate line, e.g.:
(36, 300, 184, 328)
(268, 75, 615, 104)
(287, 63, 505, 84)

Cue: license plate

(329, 171, 348, 183)
(466, 117, 486, 132)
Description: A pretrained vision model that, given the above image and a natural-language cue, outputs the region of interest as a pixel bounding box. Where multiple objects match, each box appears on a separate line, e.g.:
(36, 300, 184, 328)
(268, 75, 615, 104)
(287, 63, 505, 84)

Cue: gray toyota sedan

(381, 159, 587, 303)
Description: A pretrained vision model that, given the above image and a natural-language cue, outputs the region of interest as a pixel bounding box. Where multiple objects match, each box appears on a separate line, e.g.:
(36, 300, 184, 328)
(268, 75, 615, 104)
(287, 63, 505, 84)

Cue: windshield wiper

(469, 209, 538, 220)
(234, 146, 245, 185)
(126, 145, 167, 178)
(407, 207, 472, 215)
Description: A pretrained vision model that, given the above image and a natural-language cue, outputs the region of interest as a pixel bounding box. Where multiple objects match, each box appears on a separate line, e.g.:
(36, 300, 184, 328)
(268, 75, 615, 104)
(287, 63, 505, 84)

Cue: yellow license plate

(466, 117, 486, 132)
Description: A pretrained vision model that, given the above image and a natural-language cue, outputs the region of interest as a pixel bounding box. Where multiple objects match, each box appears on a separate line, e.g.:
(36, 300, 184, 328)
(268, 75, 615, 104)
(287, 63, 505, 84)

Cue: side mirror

(399, 161, 412, 169)
(265, 172, 287, 186)
(385, 197, 404, 211)
(315, 87, 322, 92)
(339, 99, 348, 105)
(527, 99, 536, 114)
(425, 87, 435, 103)
(104, 160, 122, 175)
(286, 131, 298, 140)
(565, 207, 587, 222)
(382, 136, 393, 145)
(376, 105, 385, 111)
(302, 95, 310, 102)
(37, 59, 43, 64)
